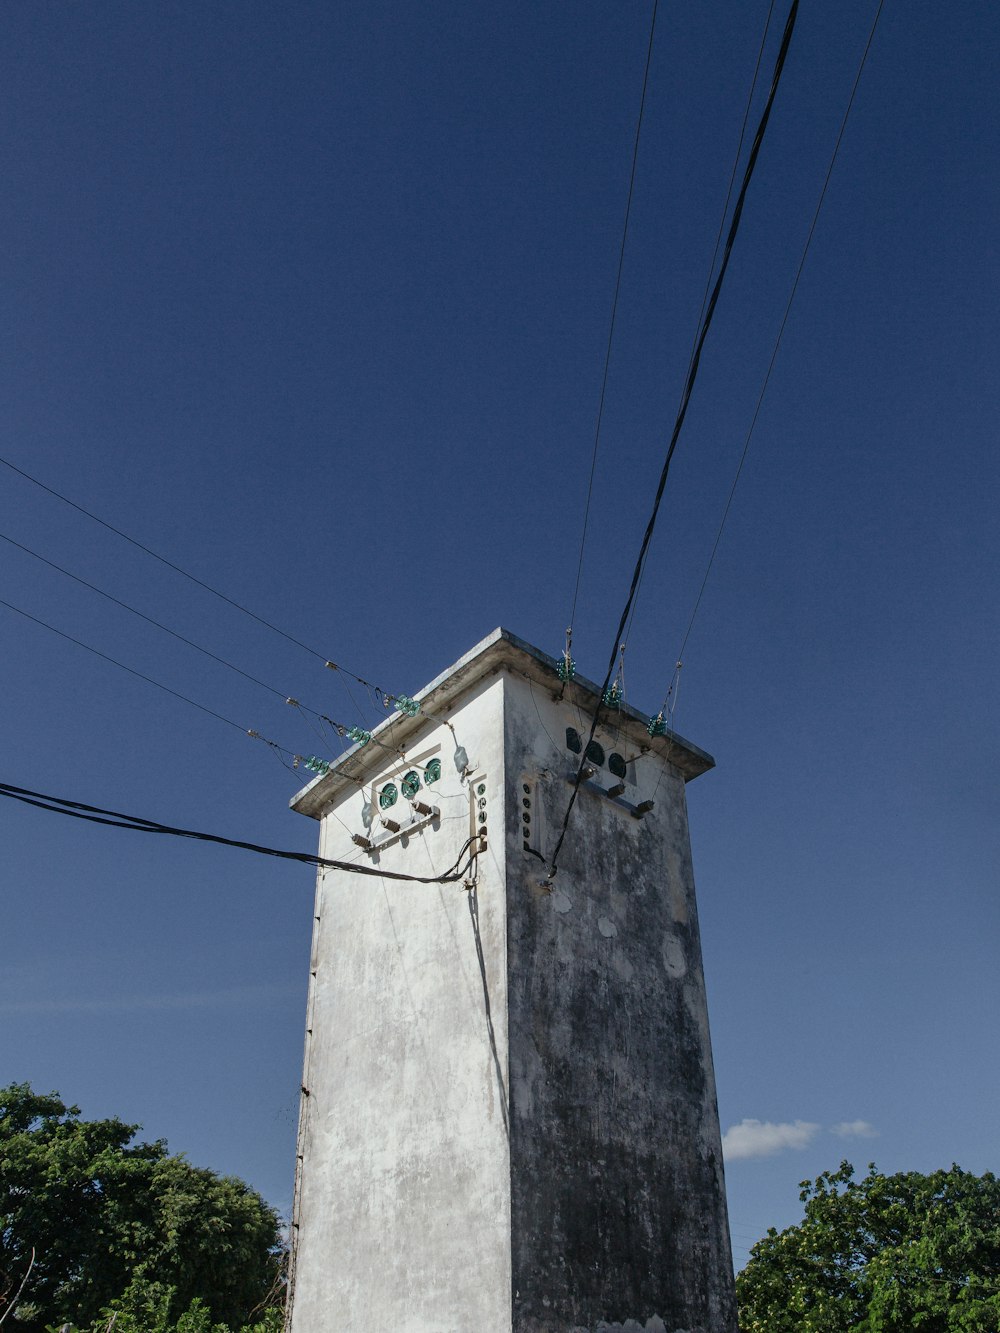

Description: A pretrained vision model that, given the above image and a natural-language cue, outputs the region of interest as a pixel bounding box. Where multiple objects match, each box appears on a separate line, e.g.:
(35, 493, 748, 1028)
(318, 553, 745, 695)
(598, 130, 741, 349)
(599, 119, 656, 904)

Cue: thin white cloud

(830, 1119, 878, 1139)
(722, 1118, 820, 1161)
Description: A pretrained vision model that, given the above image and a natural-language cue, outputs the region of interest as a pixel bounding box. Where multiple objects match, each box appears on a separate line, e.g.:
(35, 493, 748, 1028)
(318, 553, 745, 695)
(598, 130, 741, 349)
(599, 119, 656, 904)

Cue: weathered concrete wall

(287, 674, 513, 1332)
(285, 630, 734, 1333)
(503, 673, 736, 1333)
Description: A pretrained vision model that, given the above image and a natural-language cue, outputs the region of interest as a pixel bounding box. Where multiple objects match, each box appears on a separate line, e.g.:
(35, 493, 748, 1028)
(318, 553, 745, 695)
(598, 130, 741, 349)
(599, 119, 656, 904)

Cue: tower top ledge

(290, 627, 715, 819)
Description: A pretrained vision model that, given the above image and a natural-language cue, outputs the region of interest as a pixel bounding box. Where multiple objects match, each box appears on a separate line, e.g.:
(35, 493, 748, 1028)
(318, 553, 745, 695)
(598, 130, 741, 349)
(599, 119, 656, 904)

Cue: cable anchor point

(647, 712, 667, 738)
(557, 627, 576, 683)
(603, 643, 626, 709)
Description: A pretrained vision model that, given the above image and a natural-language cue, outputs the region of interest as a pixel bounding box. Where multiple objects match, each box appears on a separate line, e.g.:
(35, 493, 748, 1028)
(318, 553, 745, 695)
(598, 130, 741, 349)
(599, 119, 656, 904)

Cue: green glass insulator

(647, 715, 668, 737)
(379, 783, 398, 810)
(557, 656, 576, 682)
(347, 727, 371, 746)
(424, 757, 441, 785)
(401, 770, 421, 800)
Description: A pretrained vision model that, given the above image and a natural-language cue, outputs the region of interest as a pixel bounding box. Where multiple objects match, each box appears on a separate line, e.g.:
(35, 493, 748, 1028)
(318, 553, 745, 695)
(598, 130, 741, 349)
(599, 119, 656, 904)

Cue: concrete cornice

(289, 627, 715, 819)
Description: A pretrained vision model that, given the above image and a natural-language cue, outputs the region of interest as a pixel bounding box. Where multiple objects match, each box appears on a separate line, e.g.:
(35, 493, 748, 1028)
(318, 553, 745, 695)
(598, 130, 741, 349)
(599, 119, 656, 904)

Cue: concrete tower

(285, 629, 736, 1333)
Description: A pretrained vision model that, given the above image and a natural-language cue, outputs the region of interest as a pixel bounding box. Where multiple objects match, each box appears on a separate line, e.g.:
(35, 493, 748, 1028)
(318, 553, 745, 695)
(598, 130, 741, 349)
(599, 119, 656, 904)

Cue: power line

(667, 0, 887, 684)
(0, 529, 297, 704)
(0, 454, 333, 664)
(622, 0, 777, 650)
(547, 0, 801, 879)
(0, 529, 403, 758)
(0, 594, 409, 769)
(0, 455, 452, 730)
(569, 0, 660, 636)
(678, 0, 778, 398)
(0, 594, 251, 736)
(0, 781, 480, 884)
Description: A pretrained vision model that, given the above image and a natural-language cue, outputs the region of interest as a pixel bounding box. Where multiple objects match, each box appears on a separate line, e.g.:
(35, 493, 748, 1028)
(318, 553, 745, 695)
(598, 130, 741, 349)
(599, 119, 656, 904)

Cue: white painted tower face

(286, 630, 736, 1333)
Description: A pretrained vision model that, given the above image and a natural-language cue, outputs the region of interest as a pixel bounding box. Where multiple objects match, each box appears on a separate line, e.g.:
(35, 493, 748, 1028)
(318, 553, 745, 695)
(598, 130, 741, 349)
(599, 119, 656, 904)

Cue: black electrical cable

(671, 0, 887, 674)
(0, 781, 480, 884)
(678, 0, 778, 393)
(622, 0, 777, 649)
(618, 0, 800, 652)
(548, 0, 800, 877)
(569, 0, 660, 635)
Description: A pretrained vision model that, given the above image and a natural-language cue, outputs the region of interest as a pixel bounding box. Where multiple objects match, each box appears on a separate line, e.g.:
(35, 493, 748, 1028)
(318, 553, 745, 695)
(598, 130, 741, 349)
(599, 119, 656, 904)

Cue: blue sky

(1, 0, 997, 1272)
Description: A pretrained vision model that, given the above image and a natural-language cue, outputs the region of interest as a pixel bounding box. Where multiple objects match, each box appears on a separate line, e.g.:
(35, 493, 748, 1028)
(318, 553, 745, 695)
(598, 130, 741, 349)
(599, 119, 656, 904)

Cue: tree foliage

(736, 1161, 1000, 1333)
(0, 1083, 284, 1333)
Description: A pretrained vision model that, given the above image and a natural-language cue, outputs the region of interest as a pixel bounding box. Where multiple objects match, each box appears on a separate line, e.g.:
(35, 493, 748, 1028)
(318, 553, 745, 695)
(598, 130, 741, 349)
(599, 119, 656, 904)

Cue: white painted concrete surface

(285, 630, 735, 1333)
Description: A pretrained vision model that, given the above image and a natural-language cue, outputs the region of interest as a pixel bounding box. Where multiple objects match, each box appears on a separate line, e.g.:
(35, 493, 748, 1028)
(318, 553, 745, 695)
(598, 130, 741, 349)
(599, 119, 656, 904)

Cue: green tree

(79, 1277, 284, 1332)
(736, 1161, 1000, 1333)
(0, 1083, 284, 1332)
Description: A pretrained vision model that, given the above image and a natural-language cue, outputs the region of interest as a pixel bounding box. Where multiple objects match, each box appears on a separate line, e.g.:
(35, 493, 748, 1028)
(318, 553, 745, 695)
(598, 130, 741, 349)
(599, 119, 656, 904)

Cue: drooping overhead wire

(0, 781, 481, 884)
(548, 0, 801, 878)
(568, 0, 661, 636)
(622, 0, 777, 649)
(668, 0, 887, 679)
